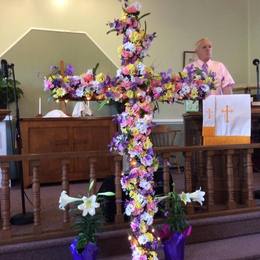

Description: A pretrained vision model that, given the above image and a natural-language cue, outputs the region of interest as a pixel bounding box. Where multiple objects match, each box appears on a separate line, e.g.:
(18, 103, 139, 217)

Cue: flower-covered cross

(48, 1, 214, 259)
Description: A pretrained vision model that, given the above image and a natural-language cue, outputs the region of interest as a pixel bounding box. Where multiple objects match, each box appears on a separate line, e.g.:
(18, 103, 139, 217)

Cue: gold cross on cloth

(221, 105, 233, 123)
(207, 108, 213, 120)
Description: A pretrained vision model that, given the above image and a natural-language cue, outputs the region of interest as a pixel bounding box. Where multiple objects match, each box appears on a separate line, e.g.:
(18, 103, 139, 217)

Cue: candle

(39, 97, 42, 115)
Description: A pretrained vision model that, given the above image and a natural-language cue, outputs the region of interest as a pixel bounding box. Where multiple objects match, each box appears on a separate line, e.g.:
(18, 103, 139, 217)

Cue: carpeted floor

(100, 233, 260, 259)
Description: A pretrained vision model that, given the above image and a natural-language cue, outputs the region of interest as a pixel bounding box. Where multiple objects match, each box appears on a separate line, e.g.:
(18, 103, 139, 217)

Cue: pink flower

(126, 2, 142, 14)
(82, 72, 93, 83)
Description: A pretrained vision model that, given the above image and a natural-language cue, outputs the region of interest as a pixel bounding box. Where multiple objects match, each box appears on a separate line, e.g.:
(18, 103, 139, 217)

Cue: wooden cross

(59, 60, 67, 114)
(221, 105, 233, 123)
(60, 60, 65, 77)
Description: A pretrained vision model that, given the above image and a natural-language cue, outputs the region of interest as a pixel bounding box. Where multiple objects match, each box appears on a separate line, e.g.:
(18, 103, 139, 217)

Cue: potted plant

(156, 186, 205, 260)
(0, 74, 23, 109)
(58, 180, 115, 260)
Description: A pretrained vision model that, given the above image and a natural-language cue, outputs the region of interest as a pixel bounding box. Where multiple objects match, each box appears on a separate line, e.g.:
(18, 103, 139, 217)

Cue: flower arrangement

(156, 187, 205, 260)
(48, 1, 215, 259)
(43, 63, 112, 101)
(107, 2, 213, 258)
(58, 180, 115, 259)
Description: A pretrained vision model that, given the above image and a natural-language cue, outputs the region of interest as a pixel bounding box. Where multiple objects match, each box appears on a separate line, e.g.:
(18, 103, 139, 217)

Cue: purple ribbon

(163, 226, 192, 260)
(70, 239, 98, 260)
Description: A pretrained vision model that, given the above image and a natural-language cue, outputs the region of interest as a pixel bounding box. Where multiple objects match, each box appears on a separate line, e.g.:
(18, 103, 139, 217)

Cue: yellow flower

(165, 82, 173, 90)
(117, 45, 123, 56)
(129, 190, 136, 199)
(145, 66, 154, 75)
(63, 76, 69, 83)
(190, 88, 198, 99)
(165, 91, 173, 99)
(120, 11, 127, 21)
(135, 201, 142, 209)
(130, 31, 145, 43)
(140, 221, 148, 233)
(127, 64, 136, 75)
(205, 77, 212, 84)
(126, 90, 134, 99)
(96, 73, 105, 83)
(145, 232, 154, 242)
(132, 128, 139, 136)
(147, 195, 153, 203)
(55, 87, 66, 97)
(180, 71, 187, 78)
(149, 251, 158, 259)
(143, 138, 152, 149)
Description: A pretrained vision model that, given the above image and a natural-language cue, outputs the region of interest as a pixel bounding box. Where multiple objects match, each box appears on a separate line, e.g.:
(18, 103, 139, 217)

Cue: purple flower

(65, 64, 75, 76)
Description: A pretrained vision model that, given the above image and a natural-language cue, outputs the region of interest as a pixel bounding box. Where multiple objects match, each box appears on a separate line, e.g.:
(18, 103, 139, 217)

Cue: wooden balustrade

(184, 151, 194, 214)
(61, 160, 70, 224)
(162, 153, 170, 195)
(89, 157, 97, 195)
(0, 162, 11, 235)
(244, 149, 255, 207)
(226, 150, 236, 209)
(0, 144, 259, 242)
(31, 160, 41, 229)
(206, 151, 214, 211)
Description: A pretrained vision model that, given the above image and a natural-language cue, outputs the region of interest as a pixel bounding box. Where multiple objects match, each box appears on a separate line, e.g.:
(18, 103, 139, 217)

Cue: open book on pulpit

(202, 94, 251, 145)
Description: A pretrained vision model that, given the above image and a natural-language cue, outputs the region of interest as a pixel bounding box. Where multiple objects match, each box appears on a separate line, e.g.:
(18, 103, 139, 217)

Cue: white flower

(137, 194, 147, 207)
(179, 187, 205, 206)
(125, 203, 135, 216)
(137, 62, 145, 75)
(140, 212, 153, 225)
(201, 84, 210, 92)
(77, 195, 100, 216)
(155, 195, 169, 203)
(59, 191, 82, 210)
(189, 187, 205, 206)
(123, 42, 136, 52)
(179, 192, 191, 205)
(139, 179, 152, 190)
(138, 234, 148, 245)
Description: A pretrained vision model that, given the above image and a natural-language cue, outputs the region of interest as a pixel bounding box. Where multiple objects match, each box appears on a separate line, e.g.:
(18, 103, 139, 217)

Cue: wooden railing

(0, 143, 260, 243)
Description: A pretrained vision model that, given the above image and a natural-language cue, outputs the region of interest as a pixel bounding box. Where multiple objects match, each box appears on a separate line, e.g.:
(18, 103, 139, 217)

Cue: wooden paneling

(20, 117, 117, 187)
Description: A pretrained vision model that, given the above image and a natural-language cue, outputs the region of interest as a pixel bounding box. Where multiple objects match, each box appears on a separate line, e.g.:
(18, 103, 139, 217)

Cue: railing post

(31, 160, 41, 229)
(61, 160, 70, 224)
(226, 150, 236, 209)
(244, 149, 255, 207)
(184, 151, 194, 214)
(0, 162, 11, 234)
(89, 157, 96, 195)
(114, 156, 124, 224)
(162, 153, 170, 195)
(206, 151, 214, 211)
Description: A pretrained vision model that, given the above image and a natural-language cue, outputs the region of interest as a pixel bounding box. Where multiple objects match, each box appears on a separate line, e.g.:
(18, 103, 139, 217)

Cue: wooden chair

(151, 125, 181, 175)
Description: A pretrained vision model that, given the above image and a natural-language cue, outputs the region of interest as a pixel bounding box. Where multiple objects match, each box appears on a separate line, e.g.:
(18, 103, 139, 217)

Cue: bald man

(185, 38, 235, 95)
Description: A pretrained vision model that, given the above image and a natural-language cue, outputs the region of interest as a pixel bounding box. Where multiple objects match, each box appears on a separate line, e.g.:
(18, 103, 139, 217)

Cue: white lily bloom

(179, 188, 205, 206)
(77, 195, 100, 216)
(155, 195, 169, 203)
(179, 192, 191, 205)
(59, 191, 83, 210)
(189, 187, 205, 206)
